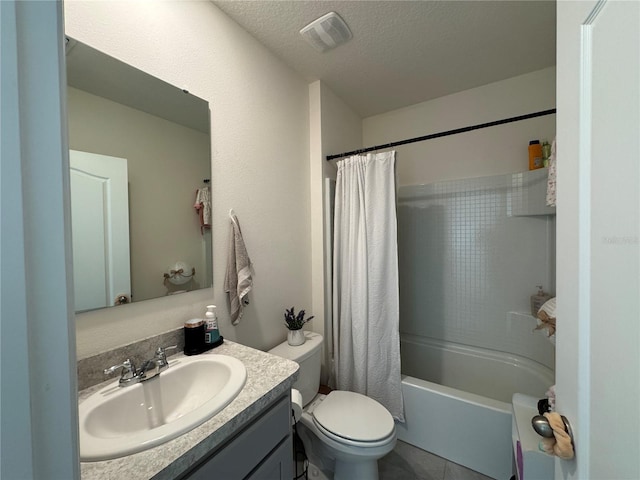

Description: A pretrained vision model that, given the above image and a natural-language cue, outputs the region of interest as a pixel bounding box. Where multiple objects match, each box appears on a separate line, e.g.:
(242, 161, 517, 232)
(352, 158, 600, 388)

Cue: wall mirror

(66, 37, 212, 312)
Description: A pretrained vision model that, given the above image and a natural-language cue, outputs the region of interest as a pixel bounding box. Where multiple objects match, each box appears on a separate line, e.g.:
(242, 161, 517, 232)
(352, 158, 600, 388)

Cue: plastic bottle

(528, 140, 543, 170)
(204, 305, 220, 346)
(530, 285, 552, 316)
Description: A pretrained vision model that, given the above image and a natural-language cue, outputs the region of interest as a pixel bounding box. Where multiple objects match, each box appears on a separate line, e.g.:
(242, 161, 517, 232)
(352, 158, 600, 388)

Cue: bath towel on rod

(224, 209, 253, 325)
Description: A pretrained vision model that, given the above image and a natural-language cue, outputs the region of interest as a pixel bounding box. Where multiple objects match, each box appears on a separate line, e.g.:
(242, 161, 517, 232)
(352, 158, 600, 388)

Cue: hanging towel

(194, 186, 212, 232)
(546, 138, 557, 207)
(224, 210, 253, 325)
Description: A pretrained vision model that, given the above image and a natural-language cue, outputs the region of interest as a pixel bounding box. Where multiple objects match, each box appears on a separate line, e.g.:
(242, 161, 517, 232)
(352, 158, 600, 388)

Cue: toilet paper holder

(291, 388, 303, 424)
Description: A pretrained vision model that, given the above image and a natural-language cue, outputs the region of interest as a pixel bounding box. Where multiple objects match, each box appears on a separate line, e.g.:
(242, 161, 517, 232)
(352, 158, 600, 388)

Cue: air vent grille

(300, 12, 352, 53)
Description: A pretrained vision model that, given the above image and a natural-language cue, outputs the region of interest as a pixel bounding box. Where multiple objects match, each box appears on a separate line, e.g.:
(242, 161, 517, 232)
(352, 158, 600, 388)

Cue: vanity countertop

(79, 340, 299, 480)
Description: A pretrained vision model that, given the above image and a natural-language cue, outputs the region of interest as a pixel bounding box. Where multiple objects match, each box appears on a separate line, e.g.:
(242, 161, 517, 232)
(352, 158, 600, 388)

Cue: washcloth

(224, 210, 253, 325)
(194, 186, 211, 232)
(546, 138, 557, 207)
(539, 412, 574, 459)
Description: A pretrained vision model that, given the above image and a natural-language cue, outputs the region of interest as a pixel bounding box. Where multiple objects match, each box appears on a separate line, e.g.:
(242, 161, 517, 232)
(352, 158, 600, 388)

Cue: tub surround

(79, 340, 299, 480)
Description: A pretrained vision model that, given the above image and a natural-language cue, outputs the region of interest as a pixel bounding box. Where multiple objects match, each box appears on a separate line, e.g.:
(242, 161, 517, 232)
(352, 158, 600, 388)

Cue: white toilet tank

(268, 332, 322, 406)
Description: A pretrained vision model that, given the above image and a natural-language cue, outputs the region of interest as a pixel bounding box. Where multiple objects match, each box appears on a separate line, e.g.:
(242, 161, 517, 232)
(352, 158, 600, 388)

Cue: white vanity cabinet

(182, 393, 293, 480)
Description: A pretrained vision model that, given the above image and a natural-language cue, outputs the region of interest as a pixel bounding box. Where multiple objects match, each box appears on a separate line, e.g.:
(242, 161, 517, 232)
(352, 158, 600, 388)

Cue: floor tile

(443, 461, 495, 480)
(379, 440, 446, 480)
(379, 461, 422, 480)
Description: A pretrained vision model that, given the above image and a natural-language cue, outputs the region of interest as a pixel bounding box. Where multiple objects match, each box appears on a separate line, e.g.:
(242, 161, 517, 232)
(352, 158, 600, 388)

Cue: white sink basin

(79, 354, 247, 461)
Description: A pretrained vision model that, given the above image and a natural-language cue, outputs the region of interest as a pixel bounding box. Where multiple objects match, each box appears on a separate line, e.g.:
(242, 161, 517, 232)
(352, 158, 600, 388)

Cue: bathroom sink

(79, 354, 247, 461)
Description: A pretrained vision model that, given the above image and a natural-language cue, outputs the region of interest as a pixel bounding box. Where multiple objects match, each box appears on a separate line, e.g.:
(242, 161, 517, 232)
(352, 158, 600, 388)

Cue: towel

(546, 138, 557, 206)
(224, 211, 253, 325)
(194, 186, 211, 232)
(539, 412, 574, 459)
(535, 297, 557, 346)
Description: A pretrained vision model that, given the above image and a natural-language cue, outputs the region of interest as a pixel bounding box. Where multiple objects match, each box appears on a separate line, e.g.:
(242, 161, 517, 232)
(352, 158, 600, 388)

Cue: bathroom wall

(363, 67, 556, 186)
(67, 86, 211, 303)
(65, 0, 312, 358)
(309, 80, 362, 381)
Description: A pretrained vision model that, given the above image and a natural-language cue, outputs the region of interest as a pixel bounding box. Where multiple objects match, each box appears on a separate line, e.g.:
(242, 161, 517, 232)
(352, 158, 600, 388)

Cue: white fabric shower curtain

(332, 151, 404, 422)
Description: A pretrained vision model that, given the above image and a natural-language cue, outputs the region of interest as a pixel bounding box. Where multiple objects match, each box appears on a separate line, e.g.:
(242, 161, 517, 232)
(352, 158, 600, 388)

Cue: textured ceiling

(212, 1, 556, 118)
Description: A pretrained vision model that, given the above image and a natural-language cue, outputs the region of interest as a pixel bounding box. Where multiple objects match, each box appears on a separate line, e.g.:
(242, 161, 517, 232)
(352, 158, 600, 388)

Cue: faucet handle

(104, 359, 138, 386)
(104, 358, 135, 375)
(155, 345, 178, 366)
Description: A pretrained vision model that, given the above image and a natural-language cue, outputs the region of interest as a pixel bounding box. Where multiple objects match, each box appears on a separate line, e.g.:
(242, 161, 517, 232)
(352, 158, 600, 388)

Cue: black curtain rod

(326, 108, 556, 161)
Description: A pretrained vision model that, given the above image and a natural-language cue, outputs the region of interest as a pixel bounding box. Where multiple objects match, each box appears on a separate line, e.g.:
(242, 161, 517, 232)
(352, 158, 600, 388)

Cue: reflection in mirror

(66, 38, 212, 312)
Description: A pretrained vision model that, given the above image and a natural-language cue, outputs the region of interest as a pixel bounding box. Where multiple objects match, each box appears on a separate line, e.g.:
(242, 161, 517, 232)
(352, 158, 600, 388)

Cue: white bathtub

(397, 334, 554, 480)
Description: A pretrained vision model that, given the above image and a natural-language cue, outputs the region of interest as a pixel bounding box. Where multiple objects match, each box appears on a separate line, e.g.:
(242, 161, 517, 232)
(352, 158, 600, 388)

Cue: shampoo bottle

(204, 305, 220, 346)
(528, 140, 543, 170)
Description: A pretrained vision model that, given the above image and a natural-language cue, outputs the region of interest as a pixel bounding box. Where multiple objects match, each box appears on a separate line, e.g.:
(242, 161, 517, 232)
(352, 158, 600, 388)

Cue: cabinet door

(247, 436, 293, 480)
(184, 395, 291, 480)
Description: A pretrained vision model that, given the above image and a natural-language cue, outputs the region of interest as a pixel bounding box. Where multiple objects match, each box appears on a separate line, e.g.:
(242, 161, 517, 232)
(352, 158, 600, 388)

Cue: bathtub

(397, 334, 554, 480)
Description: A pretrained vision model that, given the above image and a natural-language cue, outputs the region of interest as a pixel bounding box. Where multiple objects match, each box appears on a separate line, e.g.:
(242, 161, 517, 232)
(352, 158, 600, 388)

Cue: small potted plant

(284, 307, 314, 346)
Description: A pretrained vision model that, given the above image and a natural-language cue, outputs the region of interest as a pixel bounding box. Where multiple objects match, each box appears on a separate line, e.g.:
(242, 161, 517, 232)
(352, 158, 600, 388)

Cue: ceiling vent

(300, 12, 352, 53)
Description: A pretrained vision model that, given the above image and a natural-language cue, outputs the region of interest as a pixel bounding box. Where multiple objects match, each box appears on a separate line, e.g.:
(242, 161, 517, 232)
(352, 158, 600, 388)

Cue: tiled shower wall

(397, 169, 555, 366)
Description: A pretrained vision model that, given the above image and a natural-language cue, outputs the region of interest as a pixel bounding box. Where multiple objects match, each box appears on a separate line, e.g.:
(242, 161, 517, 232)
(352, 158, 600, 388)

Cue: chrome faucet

(138, 345, 177, 382)
(104, 345, 177, 387)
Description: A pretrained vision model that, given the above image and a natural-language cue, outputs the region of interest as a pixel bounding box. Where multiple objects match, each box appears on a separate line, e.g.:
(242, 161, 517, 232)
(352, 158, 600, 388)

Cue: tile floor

(378, 440, 497, 480)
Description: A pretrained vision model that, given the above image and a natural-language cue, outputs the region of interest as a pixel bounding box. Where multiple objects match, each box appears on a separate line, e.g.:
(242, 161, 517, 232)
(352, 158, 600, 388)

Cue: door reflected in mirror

(66, 38, 212, 312)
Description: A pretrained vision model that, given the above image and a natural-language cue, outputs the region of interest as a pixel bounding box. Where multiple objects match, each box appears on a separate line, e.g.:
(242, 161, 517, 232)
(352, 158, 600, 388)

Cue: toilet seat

(311, 391, 395, 447)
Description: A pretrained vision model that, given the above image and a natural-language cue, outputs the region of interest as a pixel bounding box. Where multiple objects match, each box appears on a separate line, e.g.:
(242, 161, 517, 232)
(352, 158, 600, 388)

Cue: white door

(556, 1, 639, 478)
(70, 150, 131, 311)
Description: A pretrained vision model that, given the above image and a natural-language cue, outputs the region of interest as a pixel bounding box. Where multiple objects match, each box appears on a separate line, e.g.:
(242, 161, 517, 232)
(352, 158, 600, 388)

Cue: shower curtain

(332, 151, 404, 422)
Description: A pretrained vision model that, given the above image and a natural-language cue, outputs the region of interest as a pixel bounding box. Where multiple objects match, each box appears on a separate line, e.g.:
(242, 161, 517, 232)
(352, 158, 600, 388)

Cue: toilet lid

(312, 391, 395, 442)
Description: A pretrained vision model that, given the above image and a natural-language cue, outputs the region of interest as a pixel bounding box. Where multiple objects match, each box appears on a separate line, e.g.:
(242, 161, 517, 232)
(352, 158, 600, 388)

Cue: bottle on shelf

(528, 140, 544, 170)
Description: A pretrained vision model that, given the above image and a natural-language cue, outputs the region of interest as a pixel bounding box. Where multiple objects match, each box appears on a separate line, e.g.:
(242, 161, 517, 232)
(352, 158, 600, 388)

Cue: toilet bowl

(269, 332, 396, 480)
(297, 391, 396, 480)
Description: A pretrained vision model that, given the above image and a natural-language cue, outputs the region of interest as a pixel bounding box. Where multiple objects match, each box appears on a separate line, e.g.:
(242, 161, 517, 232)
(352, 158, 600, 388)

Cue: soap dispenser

(531, 285, 552, 316)
(204, 305, 222, 348)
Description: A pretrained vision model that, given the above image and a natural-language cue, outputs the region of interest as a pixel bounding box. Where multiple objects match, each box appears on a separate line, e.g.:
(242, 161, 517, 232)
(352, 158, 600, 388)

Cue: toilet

(269, 332, 396, 480)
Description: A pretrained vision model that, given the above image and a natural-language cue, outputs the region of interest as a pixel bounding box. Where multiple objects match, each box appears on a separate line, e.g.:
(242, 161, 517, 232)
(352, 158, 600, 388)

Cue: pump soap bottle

(530, 285, 552, 317)
(204, 305, 222, 348)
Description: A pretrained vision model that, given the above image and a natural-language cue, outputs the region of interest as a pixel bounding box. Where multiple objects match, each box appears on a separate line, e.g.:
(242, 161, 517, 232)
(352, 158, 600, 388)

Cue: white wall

(65, 0, 311, 358)
(363, 67, 556, 186)
(309, 81, 362, 382)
